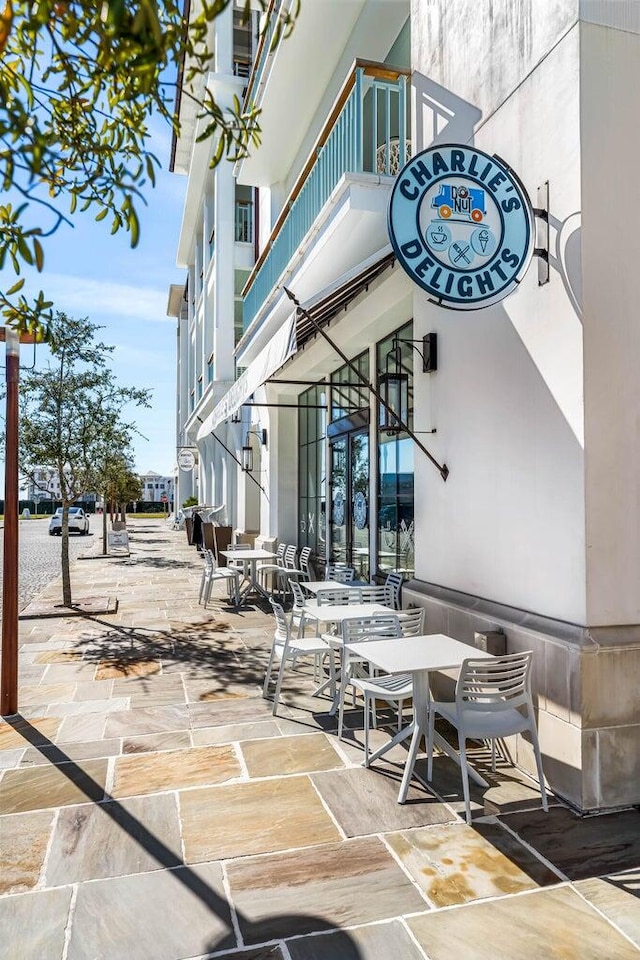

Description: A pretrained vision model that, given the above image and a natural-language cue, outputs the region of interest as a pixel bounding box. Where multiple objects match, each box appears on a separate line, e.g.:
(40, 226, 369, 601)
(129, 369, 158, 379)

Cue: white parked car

(48, 507, 90, 536)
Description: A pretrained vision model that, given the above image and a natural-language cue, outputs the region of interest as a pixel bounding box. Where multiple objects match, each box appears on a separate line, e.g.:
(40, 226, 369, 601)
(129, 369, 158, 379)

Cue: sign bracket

(533, 181, 550, 285)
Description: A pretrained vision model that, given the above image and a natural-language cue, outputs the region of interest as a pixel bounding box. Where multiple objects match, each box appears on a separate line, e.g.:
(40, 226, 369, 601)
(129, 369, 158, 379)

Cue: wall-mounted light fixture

(241, 427, 267, 472)
(230, 407, 242, 424)
(379, 342, 408, 435)
(378, 334, 438, 436)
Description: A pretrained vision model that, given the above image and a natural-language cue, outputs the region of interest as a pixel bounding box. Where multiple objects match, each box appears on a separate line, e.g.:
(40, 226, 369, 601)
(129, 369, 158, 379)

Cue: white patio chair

(427, 651, 548, 823)
(359, 584, 394, 606)
(265, 544, 307, 599)
(289, 578, 329, 689)
(289, 578, 315, 639)
(384, 572, 404, 610)
(349, 608, 426, 763)
(200, 548, 241, 607)
(337, 613, 402, 741)
(299, 546, 313, 580)
(257, 542, 286, 597)
(316, 587, 362, 605)
(326, 564, 356, 583)
(263, 600, 332, 716)
(397, 606, 425, 636)
(283, 543, 308, 583)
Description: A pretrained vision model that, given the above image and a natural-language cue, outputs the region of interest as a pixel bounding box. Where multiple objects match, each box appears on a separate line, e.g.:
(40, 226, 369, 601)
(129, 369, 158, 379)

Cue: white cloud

(41, 274, 173, 324)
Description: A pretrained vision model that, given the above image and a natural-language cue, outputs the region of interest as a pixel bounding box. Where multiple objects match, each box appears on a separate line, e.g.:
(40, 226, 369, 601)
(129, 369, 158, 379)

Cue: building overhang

(236, 172, 395, 367)
(237, 0, 408, 187)
(270, 257, 413, 392)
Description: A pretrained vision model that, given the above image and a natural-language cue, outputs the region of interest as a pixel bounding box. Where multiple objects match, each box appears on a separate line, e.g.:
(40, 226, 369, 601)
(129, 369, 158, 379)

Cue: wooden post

(1, 330, 20, 716)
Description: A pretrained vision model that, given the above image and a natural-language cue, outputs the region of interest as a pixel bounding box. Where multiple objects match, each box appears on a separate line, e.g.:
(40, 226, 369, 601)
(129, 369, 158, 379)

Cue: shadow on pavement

(4, 716, 364, 959)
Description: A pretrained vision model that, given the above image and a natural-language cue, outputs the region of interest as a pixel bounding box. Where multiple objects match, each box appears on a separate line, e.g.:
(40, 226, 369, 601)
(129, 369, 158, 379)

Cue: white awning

(196, 311, 297, 440)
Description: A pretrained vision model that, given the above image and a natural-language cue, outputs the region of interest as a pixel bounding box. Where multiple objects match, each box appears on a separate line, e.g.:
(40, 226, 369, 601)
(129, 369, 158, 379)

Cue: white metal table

(301, 580, 352, 595)
(303, 603, 394, 711)
(302, 602, 392, 623)
(220, 549, 276, 606)
(344, 634, 494, 803)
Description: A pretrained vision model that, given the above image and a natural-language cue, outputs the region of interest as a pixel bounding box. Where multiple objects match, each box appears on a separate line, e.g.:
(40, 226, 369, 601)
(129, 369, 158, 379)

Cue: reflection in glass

(298, 384, 327, 560)
(377, 321, 415, 578)
(351, 431, 370, 580)
(330, 437, 347, 566)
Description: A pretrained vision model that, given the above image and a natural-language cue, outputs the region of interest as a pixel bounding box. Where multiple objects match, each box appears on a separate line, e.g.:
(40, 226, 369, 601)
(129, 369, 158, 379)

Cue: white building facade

(138, 471, 174, 505)
(172, 0, 640, 813)
(24, 468, 97, 507)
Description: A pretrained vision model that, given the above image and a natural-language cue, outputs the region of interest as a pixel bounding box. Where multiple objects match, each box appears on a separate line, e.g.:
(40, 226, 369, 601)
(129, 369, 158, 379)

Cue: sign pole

(2, 329, 20, 716)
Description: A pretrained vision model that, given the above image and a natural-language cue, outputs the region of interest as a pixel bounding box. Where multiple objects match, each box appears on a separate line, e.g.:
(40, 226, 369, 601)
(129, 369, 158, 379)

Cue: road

(0, 517, 95, 613)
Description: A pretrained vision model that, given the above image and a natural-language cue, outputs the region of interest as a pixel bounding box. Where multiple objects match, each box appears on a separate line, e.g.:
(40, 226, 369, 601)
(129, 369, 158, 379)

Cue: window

(376, 321, 414, 579)
(298, 384, 327, 561)
(330, 351, 369, 421)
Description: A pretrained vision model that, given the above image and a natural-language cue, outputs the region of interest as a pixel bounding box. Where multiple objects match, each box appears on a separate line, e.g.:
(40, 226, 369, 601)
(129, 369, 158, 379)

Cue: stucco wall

(411, 5, 585, 624)
(581, 21, 640, 626)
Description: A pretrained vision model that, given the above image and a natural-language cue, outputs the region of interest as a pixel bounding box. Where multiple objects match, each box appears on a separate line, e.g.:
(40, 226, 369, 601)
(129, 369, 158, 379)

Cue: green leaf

(5, 278, 25, 296)
(128, 204, 140, 247)
(33, 237, 44, 271)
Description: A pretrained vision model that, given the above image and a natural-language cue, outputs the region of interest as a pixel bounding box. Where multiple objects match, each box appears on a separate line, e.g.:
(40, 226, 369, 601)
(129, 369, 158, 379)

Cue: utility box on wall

(474, 630, 506, 656)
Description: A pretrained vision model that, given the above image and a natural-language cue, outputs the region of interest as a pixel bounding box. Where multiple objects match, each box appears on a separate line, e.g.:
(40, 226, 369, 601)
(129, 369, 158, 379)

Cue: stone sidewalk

(1, 519, 639, 960)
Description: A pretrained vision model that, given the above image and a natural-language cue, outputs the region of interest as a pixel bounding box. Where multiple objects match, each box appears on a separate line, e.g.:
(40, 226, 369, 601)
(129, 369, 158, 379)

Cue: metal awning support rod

(243, 402, 329, 409)
(266, 378, 368, 387)
(209, 431, 269, 498)
(284, 287, 449, 481)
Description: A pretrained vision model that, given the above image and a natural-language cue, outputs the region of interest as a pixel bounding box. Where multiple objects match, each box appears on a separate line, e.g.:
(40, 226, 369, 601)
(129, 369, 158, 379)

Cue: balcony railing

(242, 60, 409, 331)
(242, 0, 281, 111)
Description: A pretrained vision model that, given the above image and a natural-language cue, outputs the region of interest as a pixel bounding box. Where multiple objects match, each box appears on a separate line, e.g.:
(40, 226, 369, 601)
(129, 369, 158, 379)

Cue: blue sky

(6, 119, 187, 483)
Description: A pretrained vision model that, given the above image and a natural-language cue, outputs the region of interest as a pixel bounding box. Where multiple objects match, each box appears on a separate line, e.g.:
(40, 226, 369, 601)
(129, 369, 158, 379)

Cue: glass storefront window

(376, 321, 414, 578)
(298, 384, 327, 560)
(330, 351, 369, 420)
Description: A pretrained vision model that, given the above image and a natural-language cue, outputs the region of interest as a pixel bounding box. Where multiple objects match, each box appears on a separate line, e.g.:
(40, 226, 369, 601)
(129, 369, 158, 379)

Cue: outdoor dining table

(302, 602, 394, 711)
(302, 601, 392, 622)
(219, 548, 276, 606)
(343, 634, 494, 804)
(301, 580, 353, 594)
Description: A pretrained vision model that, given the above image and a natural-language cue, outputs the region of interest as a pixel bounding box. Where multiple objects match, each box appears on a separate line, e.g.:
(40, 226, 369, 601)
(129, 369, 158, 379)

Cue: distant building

(24, 468, 97, 506)
(138, 471, 174, 504)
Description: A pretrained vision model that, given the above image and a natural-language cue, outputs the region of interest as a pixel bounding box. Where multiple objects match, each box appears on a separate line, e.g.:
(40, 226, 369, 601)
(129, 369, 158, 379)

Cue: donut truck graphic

(432, 183, 486, 223)
(387, 144, 535, 309)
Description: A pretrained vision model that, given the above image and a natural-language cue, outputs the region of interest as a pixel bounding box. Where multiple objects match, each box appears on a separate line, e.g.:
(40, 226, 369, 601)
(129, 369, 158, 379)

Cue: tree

(18, 311, 150, 604)
(104, 454, 140, 522)
(0, 0, 298, 336)
(91, 442, 141, 553)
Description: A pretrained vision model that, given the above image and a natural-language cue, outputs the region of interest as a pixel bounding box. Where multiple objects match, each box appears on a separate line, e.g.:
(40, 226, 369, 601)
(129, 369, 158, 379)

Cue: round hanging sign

(353, 492, 368, 530)
(333, 491, 345, 526)
(177, 449, 196, 471)
(388, 144, 534, 310)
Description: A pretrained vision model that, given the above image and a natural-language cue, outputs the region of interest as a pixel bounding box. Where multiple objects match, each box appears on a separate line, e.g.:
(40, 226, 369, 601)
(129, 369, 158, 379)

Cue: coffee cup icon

(429, 224, 450, 249)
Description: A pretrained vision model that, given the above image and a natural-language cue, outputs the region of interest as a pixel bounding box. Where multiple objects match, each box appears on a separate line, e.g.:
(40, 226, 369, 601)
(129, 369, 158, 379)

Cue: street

(0, 517, 94, 614)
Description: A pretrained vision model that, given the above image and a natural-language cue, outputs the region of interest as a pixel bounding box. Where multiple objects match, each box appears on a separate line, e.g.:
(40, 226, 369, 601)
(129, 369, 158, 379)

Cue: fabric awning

(196, 311, 297, 440)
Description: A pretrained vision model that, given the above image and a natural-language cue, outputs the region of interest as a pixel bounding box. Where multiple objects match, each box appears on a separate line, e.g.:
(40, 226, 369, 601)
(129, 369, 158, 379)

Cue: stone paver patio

(1, 519, 639, 959)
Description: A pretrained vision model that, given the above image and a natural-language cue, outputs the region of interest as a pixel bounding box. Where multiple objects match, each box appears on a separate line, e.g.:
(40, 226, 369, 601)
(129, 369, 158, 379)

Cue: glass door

(350, 431, 370, 581)
(330, 429, 370, 579)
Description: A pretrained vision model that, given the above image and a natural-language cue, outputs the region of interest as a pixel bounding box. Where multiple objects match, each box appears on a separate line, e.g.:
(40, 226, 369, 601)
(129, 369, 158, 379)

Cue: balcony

(242, 60, 409, 333)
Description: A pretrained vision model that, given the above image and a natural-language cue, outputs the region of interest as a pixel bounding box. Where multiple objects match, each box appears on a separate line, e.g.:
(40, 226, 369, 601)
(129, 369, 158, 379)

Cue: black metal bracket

(533, 182, 550, 285)
(392, 334, 437, 373)
(284, 287, 449, 482)
(210, 430, 269, 498)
